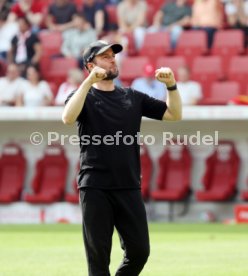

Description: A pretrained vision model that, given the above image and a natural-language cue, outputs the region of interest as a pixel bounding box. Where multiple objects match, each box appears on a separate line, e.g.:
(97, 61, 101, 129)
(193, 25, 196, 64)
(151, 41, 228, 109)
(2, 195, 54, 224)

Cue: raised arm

(155, 67, 182, 121)
(62, 66, 107, 125)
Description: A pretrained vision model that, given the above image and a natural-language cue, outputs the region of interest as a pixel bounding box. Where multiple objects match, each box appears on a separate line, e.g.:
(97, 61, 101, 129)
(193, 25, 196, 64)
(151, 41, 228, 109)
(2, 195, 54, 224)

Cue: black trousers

(79, 188, 150, 276)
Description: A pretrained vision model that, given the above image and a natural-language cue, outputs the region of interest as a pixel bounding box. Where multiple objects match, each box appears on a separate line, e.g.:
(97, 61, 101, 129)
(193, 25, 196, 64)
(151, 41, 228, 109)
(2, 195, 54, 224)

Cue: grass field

(0, 223, 248, 276)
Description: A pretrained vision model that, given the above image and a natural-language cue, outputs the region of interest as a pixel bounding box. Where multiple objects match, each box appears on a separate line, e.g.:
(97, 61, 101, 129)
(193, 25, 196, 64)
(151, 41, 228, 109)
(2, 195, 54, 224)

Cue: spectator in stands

(45, 0, 77, 32)
(80, 0, 109, 35)
(55, 68, 84, 106)
(148, 0, 191, 49)
(17, 64, 53, 106)
(7, 0, 44, 32)
(0, 12, 18, 61)
(224, 0, 248, 46)
(0, 63, 26, 106)
(191, 0, 224, 48)
(117, 0, 147, 49)
(8, 16, 41, 76)
(177, 65, 203, 105)
(0, 0, 14, 18)
(61, 14, 97, 68)
(131, 63, 166, 101)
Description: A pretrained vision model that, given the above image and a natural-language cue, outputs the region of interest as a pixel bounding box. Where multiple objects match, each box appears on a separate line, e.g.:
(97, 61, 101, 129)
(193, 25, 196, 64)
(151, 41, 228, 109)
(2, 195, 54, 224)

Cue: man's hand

(155, 67, 176, 88)
(156, 67, 182, 121)
(63, 66, 106, 125)
(88, 66, 107, 84)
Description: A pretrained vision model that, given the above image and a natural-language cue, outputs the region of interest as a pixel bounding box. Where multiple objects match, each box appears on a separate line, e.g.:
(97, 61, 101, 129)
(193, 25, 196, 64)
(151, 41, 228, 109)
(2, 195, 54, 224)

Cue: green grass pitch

(0, 223, 248, 276)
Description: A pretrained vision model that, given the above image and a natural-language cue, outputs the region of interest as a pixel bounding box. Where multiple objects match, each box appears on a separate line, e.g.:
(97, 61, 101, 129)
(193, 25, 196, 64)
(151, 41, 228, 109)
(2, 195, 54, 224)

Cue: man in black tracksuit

(63, 40, 182, 276)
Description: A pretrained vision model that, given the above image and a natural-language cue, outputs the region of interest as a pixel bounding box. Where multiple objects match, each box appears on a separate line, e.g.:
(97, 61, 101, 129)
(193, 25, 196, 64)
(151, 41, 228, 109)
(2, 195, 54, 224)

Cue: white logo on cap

(98, 40, 108, 45)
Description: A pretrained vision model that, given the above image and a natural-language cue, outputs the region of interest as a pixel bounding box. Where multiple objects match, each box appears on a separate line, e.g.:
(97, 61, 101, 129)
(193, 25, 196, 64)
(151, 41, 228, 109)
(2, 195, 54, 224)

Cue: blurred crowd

(0, 0, 247, 107)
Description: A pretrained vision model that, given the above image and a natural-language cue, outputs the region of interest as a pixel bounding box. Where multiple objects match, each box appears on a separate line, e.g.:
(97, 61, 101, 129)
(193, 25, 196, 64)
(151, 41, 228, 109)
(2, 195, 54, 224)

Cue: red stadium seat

(43, 57, 78, 90)
(196, 141, 240, 201)
(0, 143, 26, 203)
(151, 144, 191, 201)
(39, 31, 63, 78)
(175, 30, 208, 67)
(146, 4, 156, 26)
(123, 32, 137, 56)
(24, 145, 68, 204)
(140, 145, 153, 201)
(42, 0, 53, 6)
(39, 30, 62, 57)
(227, 56, 248, 94)
(211, 30, 245, 76)
(147, 0, 165, 12)
(198, 81, 240, 105)
(156, 56, 186, 79)
(191, 56, 223, 98)
(139, 32, 171, 61)
(119, 56, 150, 85)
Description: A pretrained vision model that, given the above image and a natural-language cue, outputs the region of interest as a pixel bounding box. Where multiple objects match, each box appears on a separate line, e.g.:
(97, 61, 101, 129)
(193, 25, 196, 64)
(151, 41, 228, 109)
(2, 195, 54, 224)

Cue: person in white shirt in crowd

(0, 12, 18, 61)
(224, 0, 248, 46)
(177, 65, 203, 105)
(224, 0, 248, 25)
(0, 63, 26, 106)
(131, 63, 167, 101)
(55, 68, 84, 106)
(17, 64, 53, 106)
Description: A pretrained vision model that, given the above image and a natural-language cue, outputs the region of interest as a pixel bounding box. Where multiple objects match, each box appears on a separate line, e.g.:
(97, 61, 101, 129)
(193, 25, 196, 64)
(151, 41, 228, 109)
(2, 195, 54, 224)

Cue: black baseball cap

(83, 40, 123, 65)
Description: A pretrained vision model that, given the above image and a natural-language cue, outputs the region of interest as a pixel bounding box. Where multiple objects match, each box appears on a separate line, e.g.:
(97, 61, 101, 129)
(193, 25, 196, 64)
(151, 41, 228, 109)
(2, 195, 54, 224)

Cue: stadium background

(0, 0, 248, 223)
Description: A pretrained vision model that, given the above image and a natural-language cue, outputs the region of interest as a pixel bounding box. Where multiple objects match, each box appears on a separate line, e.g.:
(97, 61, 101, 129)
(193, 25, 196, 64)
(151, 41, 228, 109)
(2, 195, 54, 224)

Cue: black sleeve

(11, 35, 17, 47)
(64, 91, 86, 122)
(134, 89, 167, 120)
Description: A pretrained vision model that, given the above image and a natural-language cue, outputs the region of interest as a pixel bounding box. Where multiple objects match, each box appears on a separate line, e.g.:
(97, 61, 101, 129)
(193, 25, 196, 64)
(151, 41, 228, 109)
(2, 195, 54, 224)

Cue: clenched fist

(88, 66, 107, 84)
(155, 67, 176, 88)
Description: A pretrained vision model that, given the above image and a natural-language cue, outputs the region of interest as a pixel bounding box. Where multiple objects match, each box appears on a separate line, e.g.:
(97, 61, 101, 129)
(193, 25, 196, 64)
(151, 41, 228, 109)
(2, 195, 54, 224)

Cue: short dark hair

(18, 16, 31, 27)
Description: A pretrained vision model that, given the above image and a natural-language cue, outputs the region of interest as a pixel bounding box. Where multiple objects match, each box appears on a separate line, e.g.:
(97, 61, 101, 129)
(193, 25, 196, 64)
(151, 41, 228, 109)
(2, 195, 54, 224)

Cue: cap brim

(96, 43, 123, 56)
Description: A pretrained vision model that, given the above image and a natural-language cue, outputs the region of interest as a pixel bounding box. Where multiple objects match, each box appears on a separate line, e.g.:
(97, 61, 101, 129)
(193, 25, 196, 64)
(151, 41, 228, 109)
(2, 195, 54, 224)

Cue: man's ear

(87, 62, 95, 71)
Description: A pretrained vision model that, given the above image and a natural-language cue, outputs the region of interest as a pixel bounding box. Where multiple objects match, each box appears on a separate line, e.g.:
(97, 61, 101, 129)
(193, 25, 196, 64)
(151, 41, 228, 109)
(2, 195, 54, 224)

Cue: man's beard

(103, 69, 119, 80)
